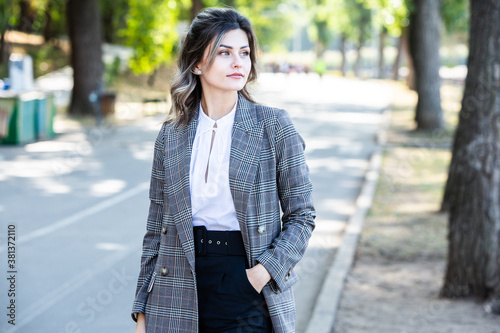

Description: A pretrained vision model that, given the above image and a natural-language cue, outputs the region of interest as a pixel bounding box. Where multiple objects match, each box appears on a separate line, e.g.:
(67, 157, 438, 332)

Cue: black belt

(194, 226, 246, 256)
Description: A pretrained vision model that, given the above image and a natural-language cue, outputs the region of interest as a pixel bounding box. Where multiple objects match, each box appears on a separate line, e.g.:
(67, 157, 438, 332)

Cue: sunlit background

(3, 1, 500, 333)
(0, 0, 468, 103)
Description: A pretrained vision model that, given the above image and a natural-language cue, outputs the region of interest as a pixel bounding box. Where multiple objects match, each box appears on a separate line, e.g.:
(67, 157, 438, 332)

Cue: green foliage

(404, 0, 469, 33)
(303, 0, 335, 51)
(121, 0, 182, 75)
(304, 0, 373, 48)
(44, 1, 67, 37)
(0, 0, 19, 29)
(1, 0, 468, 78)
(100, 0, 130, 43)
(31, 0, 50, 31)
(26, 43, 69, 77)
(365, 0, 409, 37)
(110, 0, 294, 74)
(187, 0, 295, 53)
(349, 0, 372, 43)
(104, 56, 122, 86)
(313, 58, 326, 75)
(0, 0, 66, 38)
(441, 0, 469, 32)
(234, 0, 295, 52)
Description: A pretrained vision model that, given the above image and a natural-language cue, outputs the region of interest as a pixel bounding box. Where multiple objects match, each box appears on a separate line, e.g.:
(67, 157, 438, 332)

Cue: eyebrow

(219, 44, 250, 49)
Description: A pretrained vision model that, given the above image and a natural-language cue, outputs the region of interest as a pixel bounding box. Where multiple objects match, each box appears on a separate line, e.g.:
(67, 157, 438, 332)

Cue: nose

(232, 55, 242, 68)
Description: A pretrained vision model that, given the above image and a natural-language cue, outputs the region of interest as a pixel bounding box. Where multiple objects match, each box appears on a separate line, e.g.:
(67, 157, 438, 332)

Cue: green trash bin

(0, 95, 16, 139)
(34, 92, 47, 140)
(0, 92, 37, 145)
(45, 93, 56, 138)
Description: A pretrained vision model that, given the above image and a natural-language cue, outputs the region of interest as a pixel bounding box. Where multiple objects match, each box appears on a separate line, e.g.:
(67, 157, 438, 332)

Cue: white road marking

(7, 181, 149, 249)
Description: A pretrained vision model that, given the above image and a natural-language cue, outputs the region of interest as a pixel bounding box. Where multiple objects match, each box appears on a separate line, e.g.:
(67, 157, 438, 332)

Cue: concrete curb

(304, 108, 390, 333)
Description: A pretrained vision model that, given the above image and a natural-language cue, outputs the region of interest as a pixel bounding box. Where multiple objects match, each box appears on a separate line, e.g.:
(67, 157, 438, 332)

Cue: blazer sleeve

(256, 109, 316, 292)
(131, 123, 166, 321)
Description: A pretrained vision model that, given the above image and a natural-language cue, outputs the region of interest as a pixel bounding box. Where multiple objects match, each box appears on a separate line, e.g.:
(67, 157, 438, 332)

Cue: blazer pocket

(147, 271, 157, 293)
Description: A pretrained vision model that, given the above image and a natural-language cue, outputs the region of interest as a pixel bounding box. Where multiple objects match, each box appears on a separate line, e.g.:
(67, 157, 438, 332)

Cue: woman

(132, 7, 315, 333)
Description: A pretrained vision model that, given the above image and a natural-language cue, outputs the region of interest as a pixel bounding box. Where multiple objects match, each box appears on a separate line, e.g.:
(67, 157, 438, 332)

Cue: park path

(253, 73, 392, 332)
(0, 72, 393, 332)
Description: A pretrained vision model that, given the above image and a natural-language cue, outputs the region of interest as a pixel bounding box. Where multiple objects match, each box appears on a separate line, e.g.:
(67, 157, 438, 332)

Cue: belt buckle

(194, 226, 207, 256)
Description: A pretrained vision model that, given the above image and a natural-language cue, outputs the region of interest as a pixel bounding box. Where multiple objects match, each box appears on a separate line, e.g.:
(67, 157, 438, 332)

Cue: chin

(221, 84, 246, 92)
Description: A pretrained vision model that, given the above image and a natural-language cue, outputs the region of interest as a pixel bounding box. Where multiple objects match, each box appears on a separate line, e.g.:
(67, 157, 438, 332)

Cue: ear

(192, 66, 203, 75)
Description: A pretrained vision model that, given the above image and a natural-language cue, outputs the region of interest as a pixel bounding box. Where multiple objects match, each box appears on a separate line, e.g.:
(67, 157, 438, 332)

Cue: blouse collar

(198, 95, 238, 130)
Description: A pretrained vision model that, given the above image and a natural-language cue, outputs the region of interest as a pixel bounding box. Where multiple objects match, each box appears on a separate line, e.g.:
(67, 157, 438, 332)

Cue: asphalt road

(0, 73, 392, 333)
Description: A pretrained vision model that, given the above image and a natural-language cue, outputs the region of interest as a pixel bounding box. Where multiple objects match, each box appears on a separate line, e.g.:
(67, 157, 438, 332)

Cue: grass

(110, 66, 173, 102)
(357, 82, 463, 263)
(387, 83, 462, 148)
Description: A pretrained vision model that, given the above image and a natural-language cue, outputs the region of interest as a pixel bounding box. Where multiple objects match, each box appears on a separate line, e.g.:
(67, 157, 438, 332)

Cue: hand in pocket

(245, 263, 271, 293)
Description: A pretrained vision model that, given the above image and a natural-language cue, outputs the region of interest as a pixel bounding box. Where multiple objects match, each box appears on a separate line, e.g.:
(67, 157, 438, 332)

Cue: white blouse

(189, 99, 240, 231)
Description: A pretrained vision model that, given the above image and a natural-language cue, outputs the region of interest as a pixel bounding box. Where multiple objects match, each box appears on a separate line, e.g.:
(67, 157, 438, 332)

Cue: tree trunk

(315, 19, 328, 59)
(43, 2, 53, 42)
(67, 0, 103, 116)
(353, 40, 362, 77)
(0, 26, 8, 66)
(102, 7, 114, 43)
(401, 27, 415, 90)
(378, 28, 387, 79)
(409, 0, 443, 130)
(353, 11, 369, 78)
(340, 34, 347, 77)
(0, 0, 11, 67)
(18, 0, 34, 33)
(191, 0, 203, 21)
(391, 34, 403, 81)
(441, 0, 500, 305)
(314, 20, 329, 59)
(147, 67, 158, 87)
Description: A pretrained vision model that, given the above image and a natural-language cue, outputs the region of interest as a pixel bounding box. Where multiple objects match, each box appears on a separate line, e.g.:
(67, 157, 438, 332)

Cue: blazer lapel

(230, 96, 263, 258)
(164, 97, 263, 269)
(164, 109, 198, 272)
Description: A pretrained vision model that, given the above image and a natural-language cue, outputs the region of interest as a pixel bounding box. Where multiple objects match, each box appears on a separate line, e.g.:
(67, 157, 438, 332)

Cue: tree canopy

(121, 0, 185, 74)
(1, 0, 470, 76)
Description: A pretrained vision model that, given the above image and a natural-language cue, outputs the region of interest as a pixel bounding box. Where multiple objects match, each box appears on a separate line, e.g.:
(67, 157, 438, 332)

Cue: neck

(200, 90, 238, 121)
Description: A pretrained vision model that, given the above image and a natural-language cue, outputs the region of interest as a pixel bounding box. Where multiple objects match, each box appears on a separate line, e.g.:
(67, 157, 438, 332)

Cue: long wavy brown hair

(167, 7, 259, 126)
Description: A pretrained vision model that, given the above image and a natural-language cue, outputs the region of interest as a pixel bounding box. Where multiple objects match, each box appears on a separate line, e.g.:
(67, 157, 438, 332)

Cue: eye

(241, 50, 250, 57)
(219, 50, 230, 56)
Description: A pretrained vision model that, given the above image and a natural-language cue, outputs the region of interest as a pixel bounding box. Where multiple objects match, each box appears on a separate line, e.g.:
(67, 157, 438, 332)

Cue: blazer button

(257, 226, 265, 234)
(162, 226, 167, 235)
(161, 267, 168, 276)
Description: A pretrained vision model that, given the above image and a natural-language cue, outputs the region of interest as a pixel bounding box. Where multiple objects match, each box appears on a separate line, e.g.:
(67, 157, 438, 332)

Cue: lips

(227, 73, 244, 78)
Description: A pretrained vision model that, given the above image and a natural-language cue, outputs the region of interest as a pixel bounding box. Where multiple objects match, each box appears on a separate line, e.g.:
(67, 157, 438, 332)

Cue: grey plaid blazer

(132, 94, 315, 333)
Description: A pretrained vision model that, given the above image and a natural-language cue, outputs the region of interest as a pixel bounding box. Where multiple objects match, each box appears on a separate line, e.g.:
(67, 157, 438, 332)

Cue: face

(196, 29, 252, 94)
